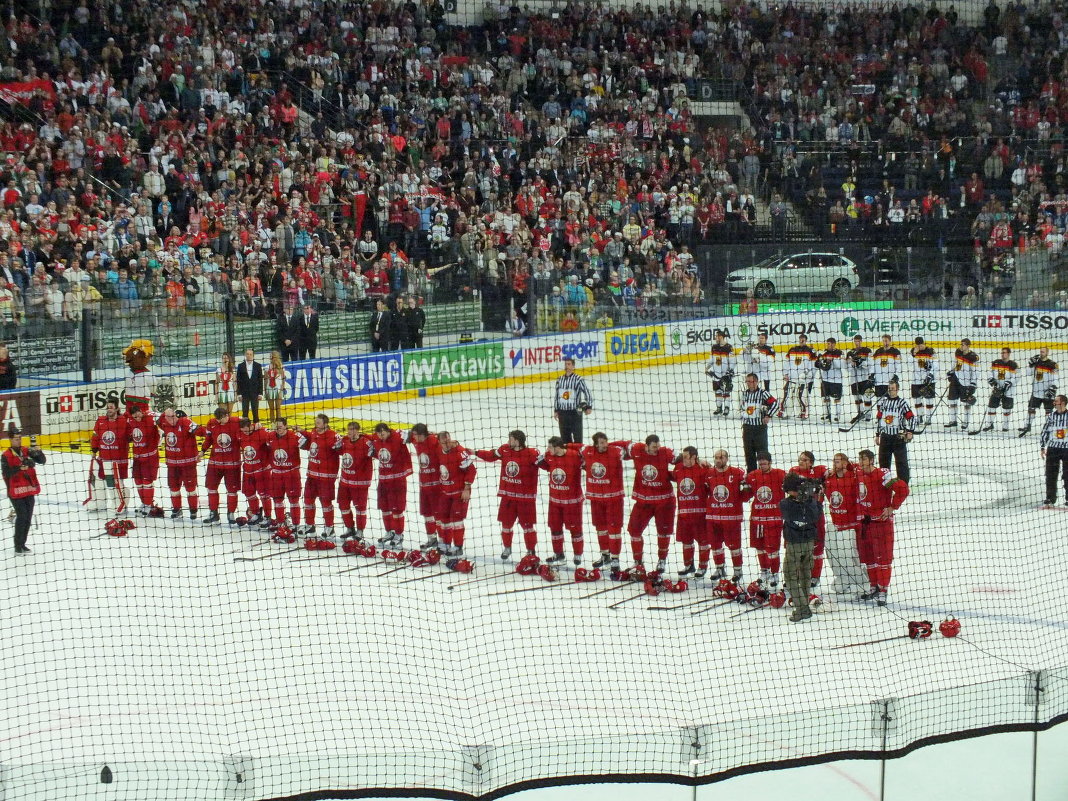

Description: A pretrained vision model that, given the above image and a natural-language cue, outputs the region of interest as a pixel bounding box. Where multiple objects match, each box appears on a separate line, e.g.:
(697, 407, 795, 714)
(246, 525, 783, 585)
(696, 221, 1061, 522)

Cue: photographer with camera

(2, 429, 46, 554)
(781, 472, 820, 622)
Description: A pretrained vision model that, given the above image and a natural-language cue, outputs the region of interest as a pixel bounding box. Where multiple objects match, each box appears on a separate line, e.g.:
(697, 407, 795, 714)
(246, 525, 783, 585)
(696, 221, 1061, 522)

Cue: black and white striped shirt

(1040, 410, 1068, 450)
(738, 389, 779, 426)
(875, 396, 916, 436)
(554, 372, 593, 412)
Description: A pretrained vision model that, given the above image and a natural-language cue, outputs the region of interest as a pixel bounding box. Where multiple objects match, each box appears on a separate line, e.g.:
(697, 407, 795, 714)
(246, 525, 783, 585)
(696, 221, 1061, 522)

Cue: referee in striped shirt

(1040, 394, 1068, 505)
(740, 372, 779, 471)
(554, 358, 593, 443)
(875, 379, 915, 483)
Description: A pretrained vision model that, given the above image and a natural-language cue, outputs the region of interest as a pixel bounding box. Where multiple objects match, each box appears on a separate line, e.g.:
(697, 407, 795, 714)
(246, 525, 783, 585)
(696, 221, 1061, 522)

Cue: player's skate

(1043, 497, 1055, 506)
(341, 527, 360, 541)
(500, 547, 512, 561)
(170, 508, 182, 520)
(136, 504, 150, 517)
(247, 513, 263, 527)
(449, 545, 463, 557)
(227, 513, 237, 526)
(203, 511, 221, 526)
(678, 563, 696, 576)
(655, 558, 667, 574)
(421, 536, 440, 551)
(546, 553, 566, 565)
(1018, 423, 1032, 436)
(378, 530, 397, 546)
(573, 555, 582, 566)
(592, 551, 611, 568)
(188, 509, 198, 520)
(259, 519, 276, 532)
(758, 568, 771, 587)
(732, 567, 743, 585)
(944, 420, 958, 428)
(858, 585, 879, 601)
(694, 567, 707, 578)
(876, 590, 888, 607)
(320, 526, 335, 543)
(768, 574, 780, 592)
(711, 565, 727, 581)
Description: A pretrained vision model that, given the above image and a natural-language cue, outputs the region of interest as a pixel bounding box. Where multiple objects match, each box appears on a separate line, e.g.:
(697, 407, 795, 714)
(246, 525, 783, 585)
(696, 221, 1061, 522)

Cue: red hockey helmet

(672, 580, 688, 593)
(342, 539, 362, 554)
(939, 617, 961, 638)
(769, 591, 787, 609)
(573, 567, 590, 582)
(425, 548, 442, 565)
(643, 579, 661, 596)
(589, 568, 602, 581)
(450, 558, 473, 573)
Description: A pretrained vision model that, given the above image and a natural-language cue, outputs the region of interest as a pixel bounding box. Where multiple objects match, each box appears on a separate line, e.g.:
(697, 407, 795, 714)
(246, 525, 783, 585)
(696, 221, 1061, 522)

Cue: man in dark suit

(298, 303, 319, 360)
(387, 295, 405, 350)
(401, 295, 426, 349)
(236, 349, 264, 422)
(275, 303, 300, 362)
(369, 298, 391, 352)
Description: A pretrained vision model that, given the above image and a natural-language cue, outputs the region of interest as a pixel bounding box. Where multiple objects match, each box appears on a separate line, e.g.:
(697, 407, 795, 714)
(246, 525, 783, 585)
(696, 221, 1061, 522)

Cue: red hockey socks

(551, 532, 564, 556)
(501, 528, 514, 549)
(571, 532, 584, 557)
(698, 544, 711, 568)
(682, 543, 695, 566)
(522, 529, 537, 553)
(207, 491, 220, 512)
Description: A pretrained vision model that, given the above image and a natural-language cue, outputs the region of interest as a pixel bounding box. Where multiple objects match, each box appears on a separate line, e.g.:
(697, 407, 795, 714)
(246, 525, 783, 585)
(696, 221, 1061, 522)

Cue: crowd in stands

(0, 0, 1066, 343)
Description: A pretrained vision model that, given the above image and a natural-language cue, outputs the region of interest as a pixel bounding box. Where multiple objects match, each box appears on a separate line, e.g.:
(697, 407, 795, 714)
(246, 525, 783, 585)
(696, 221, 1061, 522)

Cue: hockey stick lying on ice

(578, 580, 639, 599)
(687, 598, 743, 616)
(608, 590, 648, 609)
(648, 596, 719, 611)
(487, 579, 580, 596)
(446, 571, 514, 590)
(233, 547, 302, 562)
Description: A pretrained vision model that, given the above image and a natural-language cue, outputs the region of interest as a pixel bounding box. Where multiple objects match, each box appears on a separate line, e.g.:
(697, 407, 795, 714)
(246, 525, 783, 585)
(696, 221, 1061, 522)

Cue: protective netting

(4, 0, 1068, 797)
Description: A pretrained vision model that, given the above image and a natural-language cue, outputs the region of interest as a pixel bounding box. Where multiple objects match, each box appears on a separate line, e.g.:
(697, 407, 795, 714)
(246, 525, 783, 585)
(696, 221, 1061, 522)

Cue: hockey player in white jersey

(704, 329, 737, 417)
(780, 335, 817, 419)
(945, 338, 981, 431)
(974, 347, 1018, 434)
(1020, 347, 1059, 436)
(909, 337, 939, 429)
(742, 332, 775, 392)
(846, 334, 875, 421)
(816, 337, 845, 423)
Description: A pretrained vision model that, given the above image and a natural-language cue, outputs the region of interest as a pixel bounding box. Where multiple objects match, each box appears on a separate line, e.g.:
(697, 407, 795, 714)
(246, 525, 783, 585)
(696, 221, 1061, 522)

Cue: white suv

(727, 253, 858, 299)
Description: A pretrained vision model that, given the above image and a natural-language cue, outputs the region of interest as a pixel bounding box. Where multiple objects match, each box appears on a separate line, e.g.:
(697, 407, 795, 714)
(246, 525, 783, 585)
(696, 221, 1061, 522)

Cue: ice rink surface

(1, 350, 1065, 798)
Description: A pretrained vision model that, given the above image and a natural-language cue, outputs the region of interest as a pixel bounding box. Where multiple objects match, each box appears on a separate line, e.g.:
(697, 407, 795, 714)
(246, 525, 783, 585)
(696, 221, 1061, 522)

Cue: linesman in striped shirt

(739, 372, 780, 472)
(875, 379, 915, 484)
(553, 357, 593, 444)
(1041, 394, 1068, 506)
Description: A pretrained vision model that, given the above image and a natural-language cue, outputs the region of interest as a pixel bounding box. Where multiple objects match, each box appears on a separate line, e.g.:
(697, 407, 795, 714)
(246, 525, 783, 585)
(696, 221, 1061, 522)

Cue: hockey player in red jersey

(823, 452, 866, 596)
(157, 407, 202, 519)
(201, 407, 243, 526)
(537, 437, 585, 565)
(614, 435, 677, 572)
(237, 418, 273, 528)
(704, 449, 751, 583)
(476, 430, 541, 560)
(790, 451, 828, 588)
(436, 432, 476, 556)
(373, 423, 413, 547)
(127, 404, 161, 516)
(337, 422, 375, 540)
(409, 424, 443, 550)
(299, 414, 342, 539)
(267, 418, 304, 529)
(90, 400, 131, 514)
(582, 433, 627, 570)
(670, 446, 711, 577)
(856, 448, 910, 606)
(745, 451, 786, 592)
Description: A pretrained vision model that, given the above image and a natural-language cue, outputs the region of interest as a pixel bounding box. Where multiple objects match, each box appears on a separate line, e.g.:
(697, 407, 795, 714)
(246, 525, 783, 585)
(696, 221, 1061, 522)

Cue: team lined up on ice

(88, 401, 907, 606)
(704, 330, 1059, 434)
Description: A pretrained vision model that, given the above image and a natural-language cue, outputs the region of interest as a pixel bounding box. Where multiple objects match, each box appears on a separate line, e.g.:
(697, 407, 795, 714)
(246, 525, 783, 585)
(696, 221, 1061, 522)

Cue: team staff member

(1041, 394, 1068, 506)
(3, 429, 45, 554)
(553, 357, 593, 444)
(780, 472, 820, 622)
(874, 379, 915, 483)
(739, 373, 779, 472)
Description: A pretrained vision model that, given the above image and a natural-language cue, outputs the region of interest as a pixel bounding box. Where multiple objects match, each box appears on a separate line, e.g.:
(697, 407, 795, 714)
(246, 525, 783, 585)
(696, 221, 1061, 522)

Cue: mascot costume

(122, 339, 155, 412)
